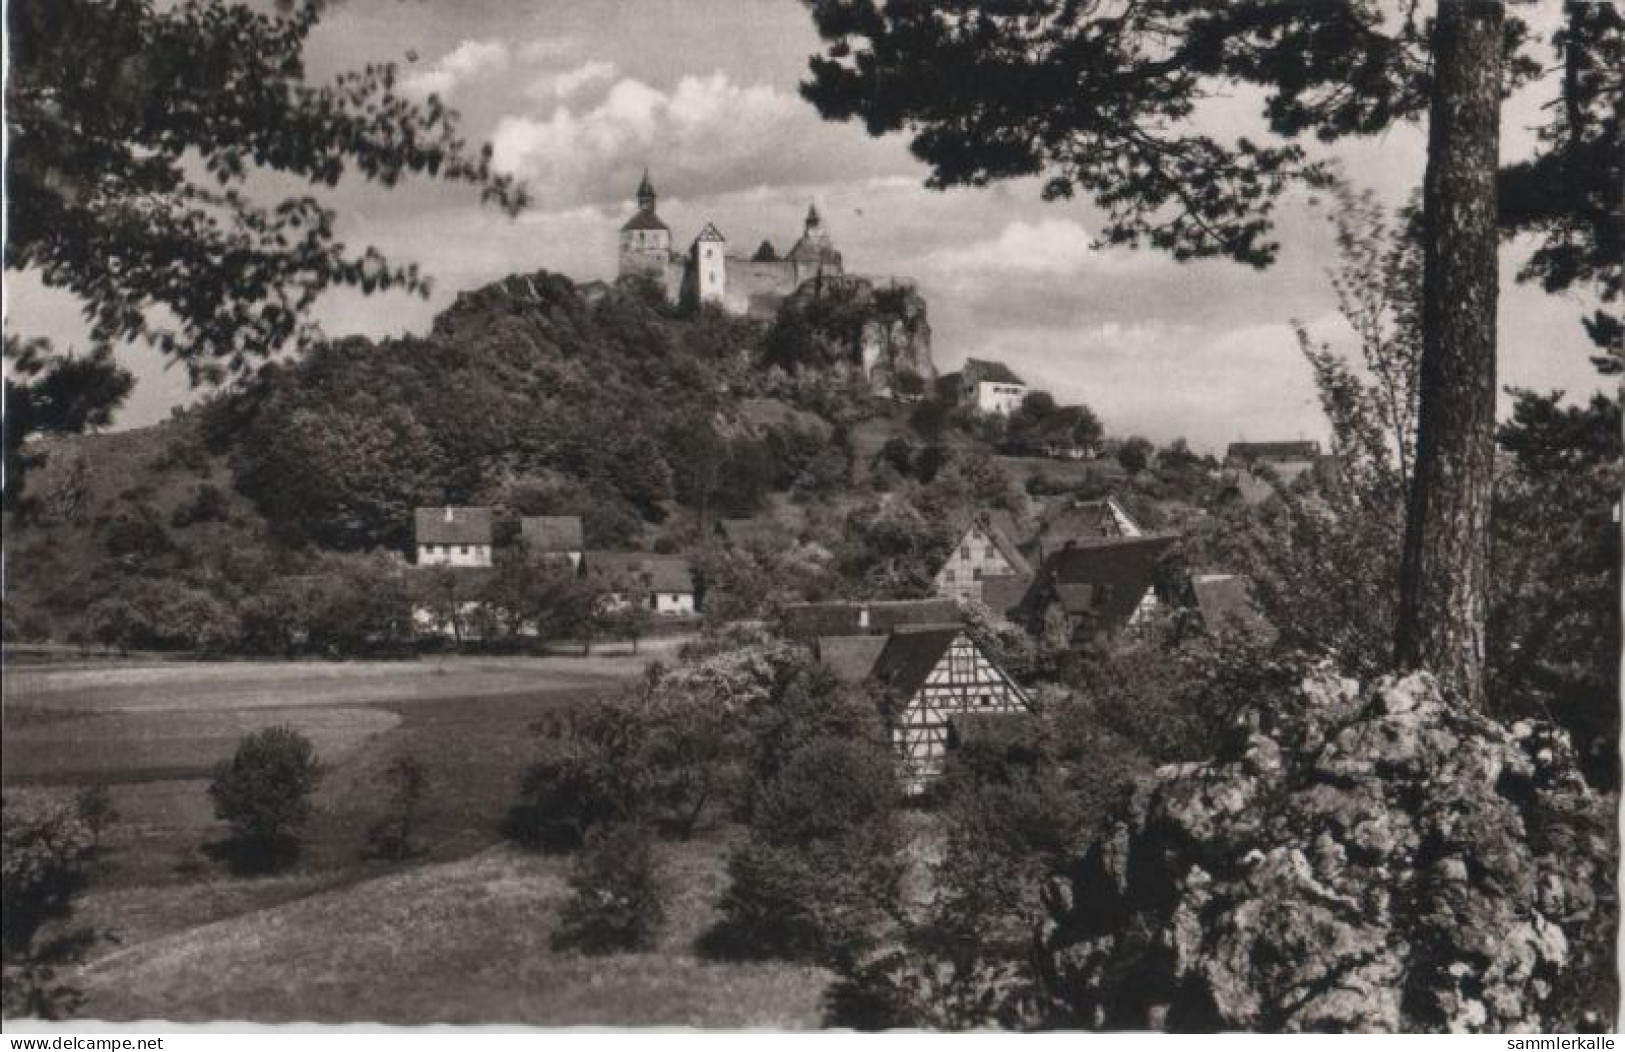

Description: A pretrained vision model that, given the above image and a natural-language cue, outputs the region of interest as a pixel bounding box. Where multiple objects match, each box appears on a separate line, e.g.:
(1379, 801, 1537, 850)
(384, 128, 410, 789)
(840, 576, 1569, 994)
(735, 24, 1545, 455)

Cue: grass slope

(79, 841, 831, 1028)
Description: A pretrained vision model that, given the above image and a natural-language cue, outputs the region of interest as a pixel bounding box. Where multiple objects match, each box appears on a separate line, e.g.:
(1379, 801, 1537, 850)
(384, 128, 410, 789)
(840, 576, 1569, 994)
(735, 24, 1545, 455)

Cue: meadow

(2, 646, 831, 1027)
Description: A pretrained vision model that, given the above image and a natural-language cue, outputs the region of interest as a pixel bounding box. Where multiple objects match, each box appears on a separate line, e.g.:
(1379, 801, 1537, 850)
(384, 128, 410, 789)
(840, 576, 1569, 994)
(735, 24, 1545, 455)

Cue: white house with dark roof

(956, 358, 1028, 415)
(414, 506, 494, 568)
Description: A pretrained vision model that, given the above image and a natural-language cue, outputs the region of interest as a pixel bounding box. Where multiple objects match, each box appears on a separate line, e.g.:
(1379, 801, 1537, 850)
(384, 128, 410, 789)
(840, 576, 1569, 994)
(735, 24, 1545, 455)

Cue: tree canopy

(7, 0, 527, 383)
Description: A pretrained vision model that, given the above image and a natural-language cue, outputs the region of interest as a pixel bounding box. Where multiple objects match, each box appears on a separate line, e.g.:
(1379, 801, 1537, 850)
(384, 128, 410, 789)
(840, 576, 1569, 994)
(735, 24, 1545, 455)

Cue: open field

(3, 647, 834, 1026)
(77, 841, 830, 1027)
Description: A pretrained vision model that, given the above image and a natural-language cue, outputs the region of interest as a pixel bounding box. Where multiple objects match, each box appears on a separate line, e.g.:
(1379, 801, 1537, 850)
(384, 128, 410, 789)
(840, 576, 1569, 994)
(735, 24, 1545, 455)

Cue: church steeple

(804, 202, 822, 234)
(637, 169, 657, 213)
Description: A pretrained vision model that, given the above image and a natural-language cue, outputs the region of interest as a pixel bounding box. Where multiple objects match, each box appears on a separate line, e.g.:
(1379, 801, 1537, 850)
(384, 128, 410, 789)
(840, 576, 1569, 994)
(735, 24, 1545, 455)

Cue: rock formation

(1038, 671, 1615, 1032)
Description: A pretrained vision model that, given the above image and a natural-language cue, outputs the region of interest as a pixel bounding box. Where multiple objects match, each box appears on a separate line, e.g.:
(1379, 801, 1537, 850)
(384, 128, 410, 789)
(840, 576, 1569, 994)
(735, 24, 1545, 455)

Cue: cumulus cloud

(399, 40, 510, 100)
(488, 70, 907, 208)
(528, 60, 619, 103)
(926, 219, 1107, 275)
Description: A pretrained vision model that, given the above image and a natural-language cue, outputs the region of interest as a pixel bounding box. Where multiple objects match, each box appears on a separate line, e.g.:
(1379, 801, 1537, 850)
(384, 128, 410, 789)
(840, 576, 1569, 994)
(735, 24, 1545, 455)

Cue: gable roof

(520, 516, 583, 552)
(947, 512, 1033, 576)
(1036, 496, 1143, 550)
(695, 222, 726, 244)
(1190, 573, 1274, 641)
(785, 235, 842, 265)
(582, 552, 694, 594)
(414, 506, 494, 546)
(869, 627, 962, 697)
(1025, 534, 1176, 634)
(1227, 441, 1322, 462)
(778, 599, 962, 642)
(963, 358, 1024, 386)
(979, 574, 1032, 617)
(816, 634, 890, 684)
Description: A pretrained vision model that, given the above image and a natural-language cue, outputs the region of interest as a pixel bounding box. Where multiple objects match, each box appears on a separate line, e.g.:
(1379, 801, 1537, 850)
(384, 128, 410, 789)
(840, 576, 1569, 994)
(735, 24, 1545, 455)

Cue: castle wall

(722, 258, 803, 317)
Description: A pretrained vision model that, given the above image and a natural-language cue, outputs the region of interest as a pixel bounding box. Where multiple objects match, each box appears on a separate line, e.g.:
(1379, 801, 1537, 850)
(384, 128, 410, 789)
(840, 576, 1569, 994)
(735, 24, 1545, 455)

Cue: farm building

(1032, 496, 1142, 559)
(777, 598, 961, 643)
(868, 626, 1033, 791)
(942, 358, 1028, 415)
(414, 506, 494, 568)
(520, 516, 584, 569)
(1020, 534, 1176, 647)
(933, 513, 1032, 606)
(1187, 573, 1274, 642)
(582, 552, 697, 616)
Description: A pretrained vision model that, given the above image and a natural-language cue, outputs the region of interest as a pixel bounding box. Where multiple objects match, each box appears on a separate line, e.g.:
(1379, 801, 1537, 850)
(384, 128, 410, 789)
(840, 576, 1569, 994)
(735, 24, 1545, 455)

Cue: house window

(459, 545, 468, 555)
(944, 570, 956, 583)
(650, 595, 659, 610)
(961, 544, 971, 559)
(973, 568, 983, 581)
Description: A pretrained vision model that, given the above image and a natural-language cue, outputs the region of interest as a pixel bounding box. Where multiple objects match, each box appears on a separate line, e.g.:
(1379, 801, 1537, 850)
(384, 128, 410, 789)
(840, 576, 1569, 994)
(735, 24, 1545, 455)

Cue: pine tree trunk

(1395, 0, 1504, 710)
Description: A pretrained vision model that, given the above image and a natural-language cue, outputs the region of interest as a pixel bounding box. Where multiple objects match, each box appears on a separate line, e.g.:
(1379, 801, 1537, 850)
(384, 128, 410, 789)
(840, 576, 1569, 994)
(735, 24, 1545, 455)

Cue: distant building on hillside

(520, 515, 584, 569)
(942, 358, 1027, 415)
(414, 506, 494, 568)
(618, 171, 864, 318)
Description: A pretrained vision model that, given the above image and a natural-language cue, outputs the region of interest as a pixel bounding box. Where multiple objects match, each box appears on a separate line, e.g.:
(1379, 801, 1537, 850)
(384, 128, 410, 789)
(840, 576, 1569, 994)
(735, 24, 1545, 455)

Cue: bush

(2, 793, 99, 1019)
(551, 824, 668, 954)
(207, 726, 322, 871)
(706, 736, 905, 965)
(363, 756, 429, 862)
(503, 735, 633, 852)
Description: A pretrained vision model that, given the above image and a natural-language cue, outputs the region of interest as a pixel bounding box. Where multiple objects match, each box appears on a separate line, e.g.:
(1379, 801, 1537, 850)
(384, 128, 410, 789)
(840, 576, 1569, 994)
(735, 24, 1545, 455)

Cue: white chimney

(858, 605, 870, 630)
(444, 507, 454, 523)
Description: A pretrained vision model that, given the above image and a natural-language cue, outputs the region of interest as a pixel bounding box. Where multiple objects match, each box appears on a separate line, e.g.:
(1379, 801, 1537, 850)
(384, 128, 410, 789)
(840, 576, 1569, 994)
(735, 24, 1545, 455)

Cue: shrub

(503, 736, 632, 852)
(706, 736, 905, 965)
(207, 726, 322, 871)
(73, 784, 118, 853)
(551, 824, 668, 954)
(2, 793, 99, 1019)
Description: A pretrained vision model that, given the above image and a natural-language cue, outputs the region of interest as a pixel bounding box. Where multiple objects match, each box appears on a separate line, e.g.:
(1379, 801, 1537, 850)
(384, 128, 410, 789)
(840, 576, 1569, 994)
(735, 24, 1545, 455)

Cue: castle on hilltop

(617, 171, 852, 318)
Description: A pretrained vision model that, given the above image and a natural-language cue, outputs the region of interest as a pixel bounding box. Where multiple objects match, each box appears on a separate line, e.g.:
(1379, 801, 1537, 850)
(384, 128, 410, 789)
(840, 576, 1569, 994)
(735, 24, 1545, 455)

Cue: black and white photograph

(3, 0, 1620, 1035)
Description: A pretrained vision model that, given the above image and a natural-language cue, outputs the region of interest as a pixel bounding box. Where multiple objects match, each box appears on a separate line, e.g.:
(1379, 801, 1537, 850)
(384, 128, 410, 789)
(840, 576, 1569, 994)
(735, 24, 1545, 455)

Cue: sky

(5, 0, 1608, 455)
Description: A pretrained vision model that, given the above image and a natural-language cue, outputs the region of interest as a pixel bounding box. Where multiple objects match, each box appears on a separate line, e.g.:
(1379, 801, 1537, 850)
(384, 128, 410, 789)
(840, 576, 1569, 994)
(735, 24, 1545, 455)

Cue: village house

(867, 626, 1034, 792)
(1226, 440, 1324, 484)
(1019, 534, 1175, 647)
(582, 551, 697, 617)
(778, 598, 961, 643)
(1031, 495, 1144, 560)
(414, 506, 493, 567)
(520, 515, 584, 569)
(944, 358, 1028, 415)
(933, 513, 1032, 609)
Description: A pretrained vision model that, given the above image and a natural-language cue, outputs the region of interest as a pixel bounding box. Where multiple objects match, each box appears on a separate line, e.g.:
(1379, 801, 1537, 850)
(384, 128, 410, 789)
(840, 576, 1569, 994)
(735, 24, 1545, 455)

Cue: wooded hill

(4, 270, 1185, 648)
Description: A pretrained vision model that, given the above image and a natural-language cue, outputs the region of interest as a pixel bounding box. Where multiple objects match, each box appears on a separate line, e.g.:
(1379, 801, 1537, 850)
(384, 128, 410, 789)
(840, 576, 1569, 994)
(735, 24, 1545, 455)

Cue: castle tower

(618, 169, 672, 279)
(692, 222, 727, 307)
(786, 201, 843, 277)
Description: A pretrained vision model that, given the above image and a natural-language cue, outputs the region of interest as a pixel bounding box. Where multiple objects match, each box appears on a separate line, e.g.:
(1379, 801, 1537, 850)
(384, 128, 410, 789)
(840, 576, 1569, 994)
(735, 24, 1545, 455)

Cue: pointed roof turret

(787, 201, 841, 266)
(695, 221, 726, 244)
(621, 169, 669, 233)
(805, 202, 822, 229)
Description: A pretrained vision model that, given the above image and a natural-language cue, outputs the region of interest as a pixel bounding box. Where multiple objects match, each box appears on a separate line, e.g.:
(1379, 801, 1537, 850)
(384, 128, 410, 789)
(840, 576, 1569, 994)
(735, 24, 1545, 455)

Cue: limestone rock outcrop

(1038, 671, 1615, 1032)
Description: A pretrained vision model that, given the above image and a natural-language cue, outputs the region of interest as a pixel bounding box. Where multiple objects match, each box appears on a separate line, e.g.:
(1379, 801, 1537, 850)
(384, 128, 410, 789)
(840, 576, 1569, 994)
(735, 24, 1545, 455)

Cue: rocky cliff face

(1038, 672, 1615, 1032)
(772, 276, 936, 397)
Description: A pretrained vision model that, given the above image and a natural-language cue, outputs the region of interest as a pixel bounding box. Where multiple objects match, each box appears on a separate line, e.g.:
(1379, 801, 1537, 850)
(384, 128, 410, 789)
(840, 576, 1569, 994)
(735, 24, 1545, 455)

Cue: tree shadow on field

(201, 835, 302, 876)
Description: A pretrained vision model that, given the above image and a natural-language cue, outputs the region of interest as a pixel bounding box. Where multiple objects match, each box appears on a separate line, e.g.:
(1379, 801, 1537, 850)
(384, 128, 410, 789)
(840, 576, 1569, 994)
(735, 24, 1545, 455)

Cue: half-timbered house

(869, 626, 1033, 792)
(933, 514, 1032, 607)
